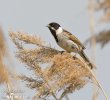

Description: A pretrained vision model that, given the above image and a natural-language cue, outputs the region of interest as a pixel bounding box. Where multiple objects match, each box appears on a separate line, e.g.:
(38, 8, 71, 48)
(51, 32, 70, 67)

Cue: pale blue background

(0, 0, 110, 100)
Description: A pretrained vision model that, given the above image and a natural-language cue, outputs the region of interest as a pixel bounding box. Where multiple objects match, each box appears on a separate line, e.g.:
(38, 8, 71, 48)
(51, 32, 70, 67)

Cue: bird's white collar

(56, 27, 63, 34)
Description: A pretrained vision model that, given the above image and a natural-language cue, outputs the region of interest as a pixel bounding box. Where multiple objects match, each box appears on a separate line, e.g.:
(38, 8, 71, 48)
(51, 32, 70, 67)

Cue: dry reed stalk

(0, 28, 23, 100)
(88, 1, 108, 100)
(81, 59, 108, 100)
(0, 27, 9, 84)
(88, 0, 98, 100)
(0, 27, 14, 100)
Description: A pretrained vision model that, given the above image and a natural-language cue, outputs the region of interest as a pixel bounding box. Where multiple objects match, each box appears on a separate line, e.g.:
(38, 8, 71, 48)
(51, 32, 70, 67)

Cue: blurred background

(0, 0, 110, 100)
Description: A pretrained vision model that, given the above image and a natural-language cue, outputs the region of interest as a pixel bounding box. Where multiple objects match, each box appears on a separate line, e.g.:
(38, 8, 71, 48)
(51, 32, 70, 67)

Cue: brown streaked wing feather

(64, 29, 85, 49)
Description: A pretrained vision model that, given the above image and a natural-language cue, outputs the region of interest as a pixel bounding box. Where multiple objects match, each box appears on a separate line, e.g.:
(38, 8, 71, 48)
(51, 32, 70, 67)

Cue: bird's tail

(79, 51, 95, 69)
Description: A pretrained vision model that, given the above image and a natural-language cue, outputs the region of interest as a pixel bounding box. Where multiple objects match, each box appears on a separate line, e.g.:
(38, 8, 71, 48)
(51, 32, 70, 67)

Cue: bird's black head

(48, 22, 61, 30)
(47, 22, 61, 42)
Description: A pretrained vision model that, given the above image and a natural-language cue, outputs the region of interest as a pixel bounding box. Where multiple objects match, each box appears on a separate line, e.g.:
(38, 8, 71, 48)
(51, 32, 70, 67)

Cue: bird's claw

(60, 51, 65, 54)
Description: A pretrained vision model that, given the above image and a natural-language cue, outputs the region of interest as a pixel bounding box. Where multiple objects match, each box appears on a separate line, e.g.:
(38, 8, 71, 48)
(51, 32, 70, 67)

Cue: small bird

(46, 22, 94, 69)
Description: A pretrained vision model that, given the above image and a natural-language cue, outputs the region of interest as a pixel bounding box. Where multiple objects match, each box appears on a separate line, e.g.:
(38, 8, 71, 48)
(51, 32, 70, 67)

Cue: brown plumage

(63, 30, 94, 69)
(64, 30, 86, 50)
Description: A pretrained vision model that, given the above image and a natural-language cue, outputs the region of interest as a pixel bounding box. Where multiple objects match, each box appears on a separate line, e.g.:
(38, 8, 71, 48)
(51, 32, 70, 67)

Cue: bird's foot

(72, 56, 76, 60)
(60, 51, 65, 54)
(72, 53, 77, 60)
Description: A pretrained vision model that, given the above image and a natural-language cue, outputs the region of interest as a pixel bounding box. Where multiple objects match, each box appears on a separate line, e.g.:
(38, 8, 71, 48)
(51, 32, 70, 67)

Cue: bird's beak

(46, 25, 50, 28)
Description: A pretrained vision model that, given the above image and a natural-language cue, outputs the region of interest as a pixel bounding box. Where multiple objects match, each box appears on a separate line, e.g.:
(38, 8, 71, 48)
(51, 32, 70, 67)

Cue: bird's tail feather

(79, 51, 95, 69)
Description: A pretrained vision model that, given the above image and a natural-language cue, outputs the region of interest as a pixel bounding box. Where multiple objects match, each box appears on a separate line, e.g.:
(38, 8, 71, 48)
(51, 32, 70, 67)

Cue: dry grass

(85, 0, 110, 49)
(0, 27, 9, 84)
(0, 27, 17, 100)
(85, 30, 110, 48)
(9, 31, 91, 99)
(94, 0, 110, 22)
(0, 28, 24, 100)
(9, 31, 108, 100)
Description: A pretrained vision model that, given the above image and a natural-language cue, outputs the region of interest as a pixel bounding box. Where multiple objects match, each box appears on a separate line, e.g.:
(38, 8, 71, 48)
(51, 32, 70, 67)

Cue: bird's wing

(63, 29, 85, 49)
